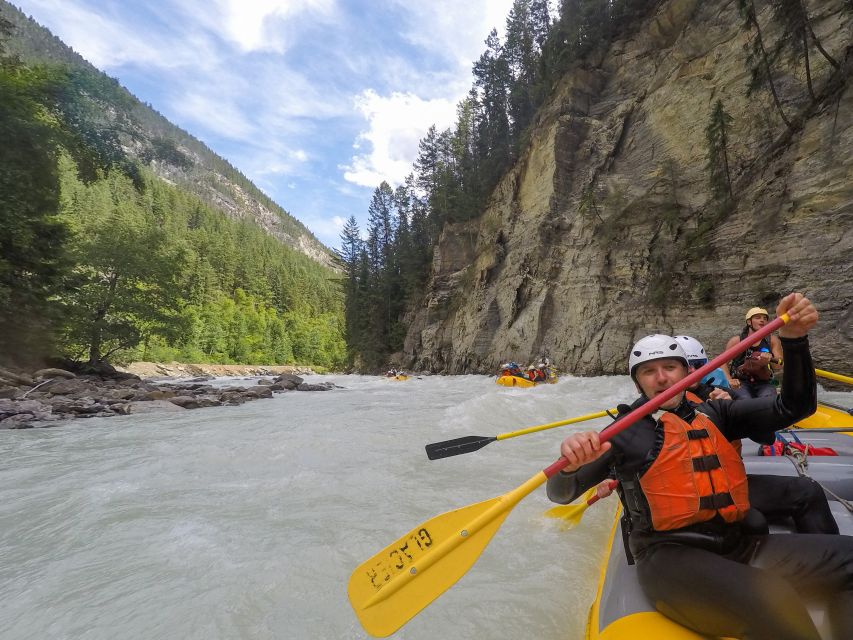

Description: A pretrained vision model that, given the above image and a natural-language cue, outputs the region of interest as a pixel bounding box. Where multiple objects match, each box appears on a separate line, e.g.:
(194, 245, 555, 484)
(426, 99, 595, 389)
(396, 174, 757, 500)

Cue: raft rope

(782, 443, 853, 514)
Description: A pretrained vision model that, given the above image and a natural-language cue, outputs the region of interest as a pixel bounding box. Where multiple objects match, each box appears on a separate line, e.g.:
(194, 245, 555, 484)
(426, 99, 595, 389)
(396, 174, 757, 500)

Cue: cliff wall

(404, 0, 852, 375)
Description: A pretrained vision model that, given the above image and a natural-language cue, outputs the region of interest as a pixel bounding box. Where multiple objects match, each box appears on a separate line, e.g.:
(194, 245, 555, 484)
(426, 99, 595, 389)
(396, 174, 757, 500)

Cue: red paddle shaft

(586, 479, 618, 506)
(542, 315, 790, 478)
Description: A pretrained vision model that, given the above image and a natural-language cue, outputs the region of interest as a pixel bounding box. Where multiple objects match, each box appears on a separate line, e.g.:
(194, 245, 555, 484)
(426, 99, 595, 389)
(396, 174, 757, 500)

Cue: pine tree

(337, 215, 363, 365)
(414, 125, 443, 233)
(705, 99, 734, 208)
(473, 29, 512, 190)
(767, 0, 839, 102)
(505, 1, 538, 140)
(337, 215, 362, 277)
(737, 0, 793, 129)
(452, 93, 483, 215)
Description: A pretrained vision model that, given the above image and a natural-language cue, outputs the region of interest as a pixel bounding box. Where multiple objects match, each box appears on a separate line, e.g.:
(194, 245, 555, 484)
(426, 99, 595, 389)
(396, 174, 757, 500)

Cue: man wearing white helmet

(726, 306, 784, 399)
(546, 293, 853, 640)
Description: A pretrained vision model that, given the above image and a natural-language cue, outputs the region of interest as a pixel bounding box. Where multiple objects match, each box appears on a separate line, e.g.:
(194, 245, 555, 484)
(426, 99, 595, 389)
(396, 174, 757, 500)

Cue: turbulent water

(1, 374, 851, 640)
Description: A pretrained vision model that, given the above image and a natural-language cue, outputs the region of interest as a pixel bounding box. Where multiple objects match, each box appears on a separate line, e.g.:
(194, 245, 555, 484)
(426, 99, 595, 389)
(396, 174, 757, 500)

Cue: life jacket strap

(692, 455, 721, 472)
(687, 428, 709, 440)
(699, 492, 734, 510)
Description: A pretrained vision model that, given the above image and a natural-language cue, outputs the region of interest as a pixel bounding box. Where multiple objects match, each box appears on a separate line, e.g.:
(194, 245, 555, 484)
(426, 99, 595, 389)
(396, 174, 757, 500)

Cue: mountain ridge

(0, 0, 335, 269)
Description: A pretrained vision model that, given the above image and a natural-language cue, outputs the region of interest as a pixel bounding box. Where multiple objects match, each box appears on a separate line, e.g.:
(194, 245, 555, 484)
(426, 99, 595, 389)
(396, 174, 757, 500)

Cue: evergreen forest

(0, 16, 345, 369)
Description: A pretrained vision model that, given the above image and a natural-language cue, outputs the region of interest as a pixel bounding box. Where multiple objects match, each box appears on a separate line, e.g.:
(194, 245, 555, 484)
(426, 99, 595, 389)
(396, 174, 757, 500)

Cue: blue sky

(14, 0, 521, 248)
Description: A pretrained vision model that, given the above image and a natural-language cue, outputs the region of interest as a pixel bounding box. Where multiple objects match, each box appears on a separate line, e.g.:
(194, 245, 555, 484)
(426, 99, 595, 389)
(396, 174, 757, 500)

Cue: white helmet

(674, 335, 707, 363)
(628, 334, 689, 379)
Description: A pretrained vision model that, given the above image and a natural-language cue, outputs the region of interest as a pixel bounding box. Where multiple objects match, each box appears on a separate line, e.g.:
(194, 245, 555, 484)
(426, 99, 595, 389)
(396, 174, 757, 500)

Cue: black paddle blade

(425, 435, 498, 460)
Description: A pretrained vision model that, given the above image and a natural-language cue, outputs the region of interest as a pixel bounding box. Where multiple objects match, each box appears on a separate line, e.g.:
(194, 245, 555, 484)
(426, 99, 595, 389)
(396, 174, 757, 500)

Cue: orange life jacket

(686, 390, 743, 456)
(638, 409, 751, 531)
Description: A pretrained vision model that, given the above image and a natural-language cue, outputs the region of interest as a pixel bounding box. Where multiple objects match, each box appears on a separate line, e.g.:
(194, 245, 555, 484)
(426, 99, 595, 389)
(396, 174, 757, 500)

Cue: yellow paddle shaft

(495, 409, 615, 441)
(816, 369, 853, 385)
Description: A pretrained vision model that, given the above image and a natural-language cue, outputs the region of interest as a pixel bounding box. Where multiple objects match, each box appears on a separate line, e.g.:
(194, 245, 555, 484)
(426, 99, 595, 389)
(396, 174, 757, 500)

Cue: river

(1, 374, 850, 640)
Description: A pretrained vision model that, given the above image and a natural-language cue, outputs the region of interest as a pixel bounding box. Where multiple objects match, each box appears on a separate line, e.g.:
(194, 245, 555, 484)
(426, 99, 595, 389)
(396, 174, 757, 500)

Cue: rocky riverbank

(0, 363, 337, 429)
(115, 361, 318, 379)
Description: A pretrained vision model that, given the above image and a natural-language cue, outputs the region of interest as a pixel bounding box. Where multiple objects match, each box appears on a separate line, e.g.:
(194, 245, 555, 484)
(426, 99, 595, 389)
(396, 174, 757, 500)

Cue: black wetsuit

(547, 336, 853, 640)
(691, 379, 839, 535)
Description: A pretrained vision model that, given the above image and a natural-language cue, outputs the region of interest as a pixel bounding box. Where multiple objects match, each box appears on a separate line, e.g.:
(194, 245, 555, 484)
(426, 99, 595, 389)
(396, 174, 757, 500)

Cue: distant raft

(495, 372, 558, 387)
(495, 374, 537, 387)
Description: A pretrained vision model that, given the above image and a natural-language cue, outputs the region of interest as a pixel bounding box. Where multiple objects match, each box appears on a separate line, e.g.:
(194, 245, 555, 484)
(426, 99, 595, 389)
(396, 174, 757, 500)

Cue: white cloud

(391, 0, 516, 67)
(302, 213, 347, 242)
(189, 0, 337, 52)
(339, 0, 520, 190)
(342, 90, 457, 188)
(172, 91, 257, 140)
(18, 0, 219, 71)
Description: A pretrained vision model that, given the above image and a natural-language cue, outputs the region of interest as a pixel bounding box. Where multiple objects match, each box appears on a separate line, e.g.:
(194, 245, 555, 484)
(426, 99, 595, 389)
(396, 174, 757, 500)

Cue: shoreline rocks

(115, 361, 317, 379)
(0, 365, 339, 430)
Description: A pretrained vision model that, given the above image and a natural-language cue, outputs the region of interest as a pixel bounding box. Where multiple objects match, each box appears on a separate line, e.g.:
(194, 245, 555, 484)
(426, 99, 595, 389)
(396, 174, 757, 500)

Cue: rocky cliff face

(404, 0, 852, 376)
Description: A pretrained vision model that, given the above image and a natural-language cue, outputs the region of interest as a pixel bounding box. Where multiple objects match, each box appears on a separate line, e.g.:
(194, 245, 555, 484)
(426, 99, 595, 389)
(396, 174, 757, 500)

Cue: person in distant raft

(726, 307, 784, 399)
(527, 365, 545, 382)
(547, 294, 853, 640)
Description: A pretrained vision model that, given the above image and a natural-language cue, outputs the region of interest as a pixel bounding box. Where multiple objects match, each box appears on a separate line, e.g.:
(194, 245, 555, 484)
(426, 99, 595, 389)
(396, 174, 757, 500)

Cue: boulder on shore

(0, 361, 339, 428)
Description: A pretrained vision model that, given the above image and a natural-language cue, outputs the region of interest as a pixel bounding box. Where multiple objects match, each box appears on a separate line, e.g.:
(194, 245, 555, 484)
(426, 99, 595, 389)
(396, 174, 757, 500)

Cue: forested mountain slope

(0, 4, 344, 368)
(402, 0, 852, 375)
(0, 0, 332, 268)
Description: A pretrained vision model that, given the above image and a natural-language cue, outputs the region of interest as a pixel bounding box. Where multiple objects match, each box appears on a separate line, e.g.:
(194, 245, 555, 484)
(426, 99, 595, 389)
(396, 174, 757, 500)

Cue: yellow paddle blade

(348, 471, 547, 637)
(348, 497, 511, 636)
(543, 487, 596, 530)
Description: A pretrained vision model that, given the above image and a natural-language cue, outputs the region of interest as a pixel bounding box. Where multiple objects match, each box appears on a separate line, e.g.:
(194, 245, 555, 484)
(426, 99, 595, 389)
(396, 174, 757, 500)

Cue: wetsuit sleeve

(704, 336, 817, 443)
(545, 449, 614, 504)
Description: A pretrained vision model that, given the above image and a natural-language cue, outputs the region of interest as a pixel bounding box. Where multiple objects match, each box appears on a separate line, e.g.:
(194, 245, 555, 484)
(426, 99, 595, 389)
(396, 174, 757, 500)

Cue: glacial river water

(1, 374, 851, 640)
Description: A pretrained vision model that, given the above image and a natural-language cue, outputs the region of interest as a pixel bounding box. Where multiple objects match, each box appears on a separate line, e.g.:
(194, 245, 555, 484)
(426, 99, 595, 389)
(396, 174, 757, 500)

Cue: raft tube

(585, 430, 853, 640)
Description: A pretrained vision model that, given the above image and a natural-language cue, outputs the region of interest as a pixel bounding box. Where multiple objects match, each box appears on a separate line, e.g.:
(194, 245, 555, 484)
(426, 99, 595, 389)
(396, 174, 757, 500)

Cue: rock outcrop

(404, 0, 852, 375)
(0, 368, 338, 429)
